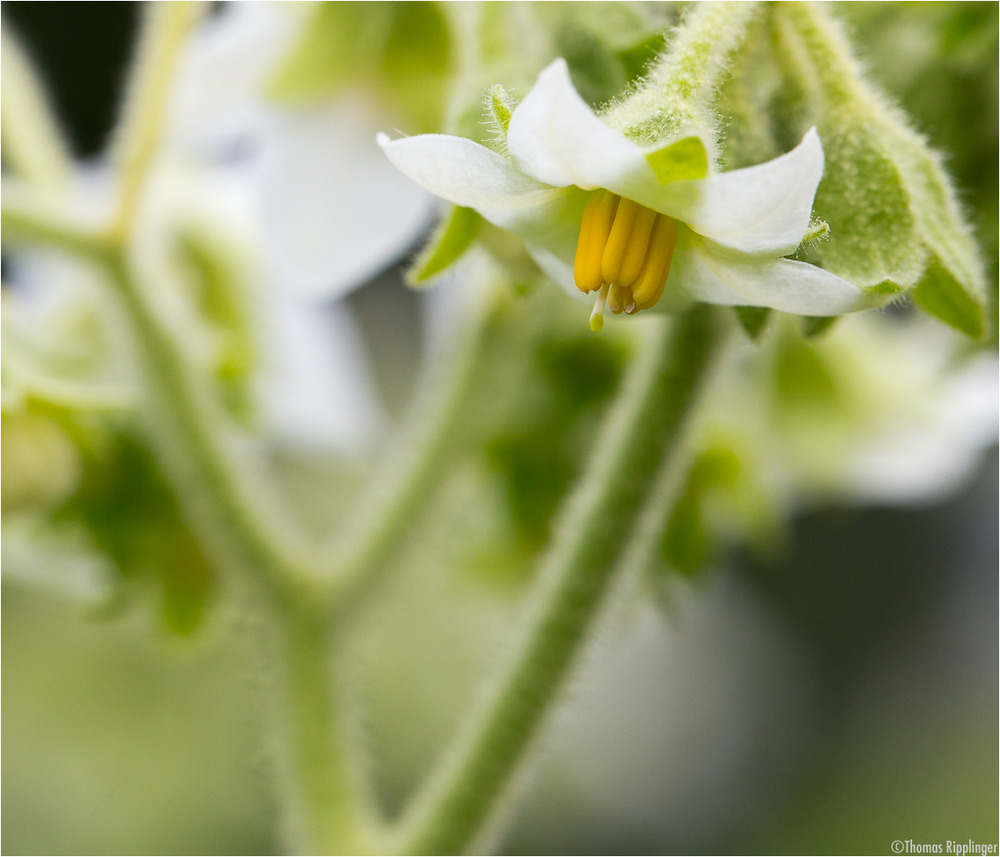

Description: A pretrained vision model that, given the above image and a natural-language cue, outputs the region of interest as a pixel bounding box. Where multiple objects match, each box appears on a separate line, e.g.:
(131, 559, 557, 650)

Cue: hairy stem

(1, 186, 115, 263)
(105, 254, 325, 606)
(326, 279, 500, 611)
(396, 306, 724, 855)
(271, 608, 380, 854)
(604, 1, 759, 147)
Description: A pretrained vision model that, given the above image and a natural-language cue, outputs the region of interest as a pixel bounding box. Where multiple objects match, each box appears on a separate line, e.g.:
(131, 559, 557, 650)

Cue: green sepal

(913, 257, 984, 339)
(773, 331, 839, 408)
(645, 135, 710, 184)
(535, 2, 666, 106)
(406, 206, 482, 287)
(802, 219, 830, 243)
(902, 147, 987, 337)
(489, 85, 515, 136)
(733, 306, 771, 340)
(808, 126, 929, 289)
(802, 315, 839, 338)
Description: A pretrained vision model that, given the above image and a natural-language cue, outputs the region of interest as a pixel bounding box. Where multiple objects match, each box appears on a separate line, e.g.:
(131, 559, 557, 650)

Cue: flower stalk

(395, 305, 725, 855)
(110, 1, 203, 240)
(271, 609, 381, 854)
(326, 273, 505, 612)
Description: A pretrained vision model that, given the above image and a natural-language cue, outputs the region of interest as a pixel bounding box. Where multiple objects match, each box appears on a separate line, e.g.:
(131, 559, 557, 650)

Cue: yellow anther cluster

(573, 190, 678, 331)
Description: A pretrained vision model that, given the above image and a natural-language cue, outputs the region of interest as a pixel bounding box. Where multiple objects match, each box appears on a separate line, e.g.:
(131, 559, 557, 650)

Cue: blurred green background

(2, 3, 997, 854)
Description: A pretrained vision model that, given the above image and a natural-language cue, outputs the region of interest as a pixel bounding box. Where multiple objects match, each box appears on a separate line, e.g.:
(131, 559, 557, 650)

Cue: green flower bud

(773, 2, 988, 337)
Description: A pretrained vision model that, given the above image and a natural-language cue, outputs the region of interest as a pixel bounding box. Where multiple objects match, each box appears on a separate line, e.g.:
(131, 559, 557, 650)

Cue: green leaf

(645, 135, 710, 184)
(407, 206, 481, 286)
(56, 433, 216, 636)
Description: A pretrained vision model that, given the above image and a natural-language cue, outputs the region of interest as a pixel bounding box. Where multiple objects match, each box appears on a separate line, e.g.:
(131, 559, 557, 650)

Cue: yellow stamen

(617, 204, 658, 287)
(631, 214, 679, 310)
(590, 283, 610, 332)
(601, 197, 641, 285)
(574, 190, 679, 330)
(574, 190, 619, 293)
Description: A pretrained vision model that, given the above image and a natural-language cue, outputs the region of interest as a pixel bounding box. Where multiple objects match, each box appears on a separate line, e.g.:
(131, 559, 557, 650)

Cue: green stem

(0, 27, 74, 190)
(326, 281, 499, 610)
(604, 1, 759, 145)
(271, 607, 379, 854)
(104, 254, 324, 608)
(396, 306, 724, 855)
(110, 2, 202, 239)
(775, 2, 870, 110)
(1, 186, 114, 263)
(650, 1, 760, 102)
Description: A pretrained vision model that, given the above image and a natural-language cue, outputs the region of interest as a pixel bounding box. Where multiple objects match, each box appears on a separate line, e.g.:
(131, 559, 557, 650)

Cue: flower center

(573, 190, 678, 332)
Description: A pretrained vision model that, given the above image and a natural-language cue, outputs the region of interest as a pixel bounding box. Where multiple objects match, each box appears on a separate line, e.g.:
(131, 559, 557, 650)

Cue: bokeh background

(2, 3, 997, 854)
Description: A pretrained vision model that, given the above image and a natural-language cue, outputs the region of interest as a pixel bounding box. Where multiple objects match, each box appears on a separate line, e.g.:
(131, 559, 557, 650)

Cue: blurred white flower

(170, 1, 436, 301)
(698, 312, 999, 515)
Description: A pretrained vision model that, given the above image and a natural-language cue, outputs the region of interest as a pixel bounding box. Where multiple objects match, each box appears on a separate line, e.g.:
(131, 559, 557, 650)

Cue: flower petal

(506, 59, 656, 192)
(261, 95, 436, 300)
(657, 129, 825, 255)
(257, 291, 385, 452)
(169, 2, 303, 153)
(672, 233, 869, 316)
(377, 131, 561, 230)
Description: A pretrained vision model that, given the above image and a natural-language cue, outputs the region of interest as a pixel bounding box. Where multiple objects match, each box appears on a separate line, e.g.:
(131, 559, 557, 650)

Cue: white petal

(672, 234, 868, 316)
(261, 95, 436, 300)
(506, 59, 656, 193)
(658, 129, 824, 255)
(845, 350, 999, 503)
(378, 131, 561, 229)
(169, 2, 304, 152)
(256, 290, 385, 452)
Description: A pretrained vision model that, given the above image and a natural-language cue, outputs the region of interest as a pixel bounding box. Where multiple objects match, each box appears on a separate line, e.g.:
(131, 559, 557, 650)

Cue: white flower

(379, 59, 870, 330)
(170, 1, 435, 301)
